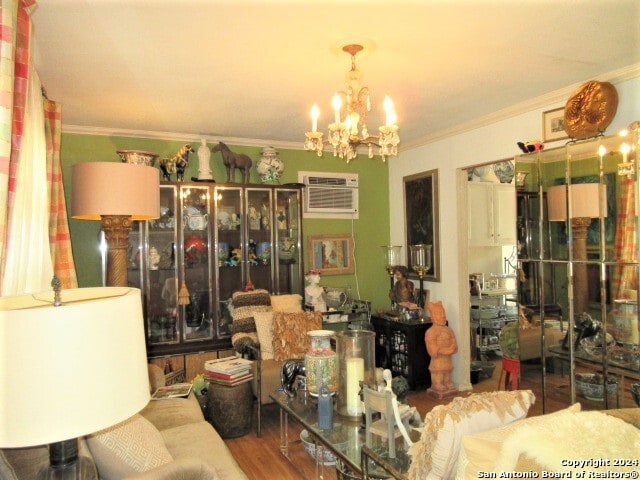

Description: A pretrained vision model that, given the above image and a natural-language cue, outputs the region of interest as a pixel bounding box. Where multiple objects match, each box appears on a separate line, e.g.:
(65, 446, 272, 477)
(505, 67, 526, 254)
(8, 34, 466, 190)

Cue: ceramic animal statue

(280, 359, 306, 397)
(159, 156, 177, 181)
(173, 144, 194, 181)
(211, 141, 253, 183)
(159, 144, 194, 181)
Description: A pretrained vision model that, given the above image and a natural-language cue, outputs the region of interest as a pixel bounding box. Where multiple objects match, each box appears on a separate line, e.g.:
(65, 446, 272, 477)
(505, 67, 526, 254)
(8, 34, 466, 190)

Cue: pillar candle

(346, 357, 364, 416)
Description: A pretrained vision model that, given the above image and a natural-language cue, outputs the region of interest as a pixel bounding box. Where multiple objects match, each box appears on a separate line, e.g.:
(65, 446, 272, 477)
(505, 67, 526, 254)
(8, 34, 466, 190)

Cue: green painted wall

(61, 133, 391, 311)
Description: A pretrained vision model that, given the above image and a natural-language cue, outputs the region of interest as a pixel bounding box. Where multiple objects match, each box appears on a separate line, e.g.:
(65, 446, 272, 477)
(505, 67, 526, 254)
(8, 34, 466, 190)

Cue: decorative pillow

(86, 414, 172, 480)
(270, 294, 303, 312)
(494, 409, 640, 477)
(272, 311, 322, 361)
(253, 311, 275, 360)
(407, 390, 535, 480)
(231, 289, 272, 352)
(456, 403, 582, 479)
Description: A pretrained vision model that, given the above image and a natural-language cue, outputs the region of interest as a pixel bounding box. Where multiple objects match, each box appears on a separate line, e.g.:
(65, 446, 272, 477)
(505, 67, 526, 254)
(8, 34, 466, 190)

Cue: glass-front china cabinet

(128, 182, 304, 357)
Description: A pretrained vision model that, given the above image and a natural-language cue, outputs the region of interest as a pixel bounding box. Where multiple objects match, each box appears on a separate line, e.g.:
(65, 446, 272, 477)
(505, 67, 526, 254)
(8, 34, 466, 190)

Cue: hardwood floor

(225, 363, 506, 479)
(223, 358, 616, 479)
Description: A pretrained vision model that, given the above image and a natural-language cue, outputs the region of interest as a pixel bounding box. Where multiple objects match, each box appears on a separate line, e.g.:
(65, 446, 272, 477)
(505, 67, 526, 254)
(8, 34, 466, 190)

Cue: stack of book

(204, 356, 253, 386)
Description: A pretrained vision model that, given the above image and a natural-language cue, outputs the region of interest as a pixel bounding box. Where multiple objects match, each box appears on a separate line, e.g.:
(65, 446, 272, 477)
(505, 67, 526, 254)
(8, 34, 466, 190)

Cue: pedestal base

(426, 386, 458, 400)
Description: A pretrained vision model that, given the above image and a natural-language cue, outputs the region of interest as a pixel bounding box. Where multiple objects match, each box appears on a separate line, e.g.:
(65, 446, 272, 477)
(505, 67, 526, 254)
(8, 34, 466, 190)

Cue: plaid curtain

(45, 99, 77, 288)
(0, 0, 76, 292)
(0, 0, 35, 288)
(611, 177, 637, 299)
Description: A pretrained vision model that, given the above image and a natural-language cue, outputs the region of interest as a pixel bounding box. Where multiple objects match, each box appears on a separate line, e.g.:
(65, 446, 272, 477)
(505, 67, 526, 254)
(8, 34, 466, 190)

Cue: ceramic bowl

(300, 429, 339, 465)
(575, 373, 617, 402)
(116, 149, 158, 166)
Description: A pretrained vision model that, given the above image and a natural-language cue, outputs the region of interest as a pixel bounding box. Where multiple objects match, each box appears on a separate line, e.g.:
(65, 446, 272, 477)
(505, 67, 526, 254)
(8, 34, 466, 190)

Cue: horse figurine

(211, 141, 252, 183)
(159, 144, 194, 181)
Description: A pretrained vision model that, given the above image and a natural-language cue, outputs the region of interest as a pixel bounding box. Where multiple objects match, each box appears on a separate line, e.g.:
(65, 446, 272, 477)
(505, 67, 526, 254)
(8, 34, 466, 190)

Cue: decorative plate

(564, 81, 618, 139)
(493, 161, 514, 184)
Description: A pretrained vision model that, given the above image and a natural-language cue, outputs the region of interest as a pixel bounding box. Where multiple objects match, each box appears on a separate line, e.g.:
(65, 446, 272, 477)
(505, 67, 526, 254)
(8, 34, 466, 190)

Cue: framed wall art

(404, 169, 440, 282)
(542, 107, 570, 143)
(308, 234, 355, 275)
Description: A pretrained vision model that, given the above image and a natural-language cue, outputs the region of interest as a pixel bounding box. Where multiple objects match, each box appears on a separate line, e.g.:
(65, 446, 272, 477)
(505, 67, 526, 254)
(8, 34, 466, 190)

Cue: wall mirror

(515, 130, 640, 412)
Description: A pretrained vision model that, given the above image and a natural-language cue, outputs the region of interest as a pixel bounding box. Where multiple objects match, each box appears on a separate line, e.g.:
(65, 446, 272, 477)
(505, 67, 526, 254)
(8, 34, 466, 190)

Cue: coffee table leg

(279, 408, 289, 456)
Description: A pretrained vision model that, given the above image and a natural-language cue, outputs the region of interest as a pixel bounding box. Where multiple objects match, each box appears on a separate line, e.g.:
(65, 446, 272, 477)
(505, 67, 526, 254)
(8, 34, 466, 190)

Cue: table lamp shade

(0, 287, 150, 448)
(71, 162, 159, 220)
(546, 183, 606, 221)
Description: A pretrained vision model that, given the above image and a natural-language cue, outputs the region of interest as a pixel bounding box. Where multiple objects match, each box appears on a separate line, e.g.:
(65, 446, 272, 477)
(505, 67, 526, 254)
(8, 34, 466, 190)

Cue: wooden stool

(207, 381, 253, 438)
(499, 356, 520, 390)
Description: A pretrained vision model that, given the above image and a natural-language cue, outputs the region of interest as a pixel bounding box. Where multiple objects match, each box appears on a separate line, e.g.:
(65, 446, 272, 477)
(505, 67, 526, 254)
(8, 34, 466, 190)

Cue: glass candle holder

(381, 245, 402, 276)
(336, 329, 375, 418)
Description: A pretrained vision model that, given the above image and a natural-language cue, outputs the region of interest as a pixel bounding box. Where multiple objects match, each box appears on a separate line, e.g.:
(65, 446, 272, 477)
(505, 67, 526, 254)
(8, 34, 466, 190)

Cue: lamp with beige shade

(547, 183, 607, 315)
(71, 162, 160, 287)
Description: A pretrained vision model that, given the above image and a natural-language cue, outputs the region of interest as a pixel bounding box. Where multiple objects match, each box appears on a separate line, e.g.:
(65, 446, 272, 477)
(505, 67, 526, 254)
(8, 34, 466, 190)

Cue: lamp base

(37, 439, 98, 480)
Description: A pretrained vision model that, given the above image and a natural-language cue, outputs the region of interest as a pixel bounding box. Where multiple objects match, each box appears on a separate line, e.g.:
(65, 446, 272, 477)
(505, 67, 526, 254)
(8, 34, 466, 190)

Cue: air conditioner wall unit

(298, 171, 359, 219)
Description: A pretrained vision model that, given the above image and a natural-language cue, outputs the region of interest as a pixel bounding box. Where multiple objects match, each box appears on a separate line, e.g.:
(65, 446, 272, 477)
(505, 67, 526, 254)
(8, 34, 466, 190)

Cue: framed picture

(542, 107, 569, 142)
(404, 169, 440, 282)
(308, 234, 355, 275)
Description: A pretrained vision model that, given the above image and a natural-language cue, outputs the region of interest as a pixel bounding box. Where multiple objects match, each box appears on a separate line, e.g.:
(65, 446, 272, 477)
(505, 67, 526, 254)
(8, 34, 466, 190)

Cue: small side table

(207, 381, 253, 438)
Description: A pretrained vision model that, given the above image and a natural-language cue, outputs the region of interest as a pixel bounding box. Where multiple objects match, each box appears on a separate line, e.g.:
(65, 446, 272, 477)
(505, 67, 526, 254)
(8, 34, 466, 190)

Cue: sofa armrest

(148, 364, 166, 393)
(123, 458, 218, 480)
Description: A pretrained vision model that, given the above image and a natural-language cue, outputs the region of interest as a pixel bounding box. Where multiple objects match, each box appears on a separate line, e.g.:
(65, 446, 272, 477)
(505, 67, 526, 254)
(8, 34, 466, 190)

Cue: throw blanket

(495, 410, 640, 475)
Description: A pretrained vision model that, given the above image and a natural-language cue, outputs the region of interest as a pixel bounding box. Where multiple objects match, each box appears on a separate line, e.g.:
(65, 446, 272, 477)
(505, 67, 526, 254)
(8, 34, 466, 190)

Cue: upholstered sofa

(0, 364, 248, 480)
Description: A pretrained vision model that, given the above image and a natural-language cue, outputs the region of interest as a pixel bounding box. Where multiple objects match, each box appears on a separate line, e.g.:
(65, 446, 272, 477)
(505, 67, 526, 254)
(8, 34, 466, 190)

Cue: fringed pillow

(270, 293, 303, 312)
(408, 390, 535, 480)
(272, 311, 322, 361)
(231, 289, 272, 354)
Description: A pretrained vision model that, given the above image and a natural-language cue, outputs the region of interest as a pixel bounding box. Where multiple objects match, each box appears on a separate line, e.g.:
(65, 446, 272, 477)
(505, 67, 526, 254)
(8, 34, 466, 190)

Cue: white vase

(256, 146, 284, 184)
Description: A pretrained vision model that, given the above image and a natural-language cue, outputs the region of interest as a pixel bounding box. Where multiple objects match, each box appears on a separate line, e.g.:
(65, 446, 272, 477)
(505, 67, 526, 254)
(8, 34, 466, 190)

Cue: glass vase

(336, 329, 375, 418)
(304, 330, 338, 396)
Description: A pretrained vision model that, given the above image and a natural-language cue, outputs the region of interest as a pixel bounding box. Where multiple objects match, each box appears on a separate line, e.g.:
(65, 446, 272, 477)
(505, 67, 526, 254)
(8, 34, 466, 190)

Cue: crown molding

(61, 124, 303, 151)
(400, 63, 640, 151)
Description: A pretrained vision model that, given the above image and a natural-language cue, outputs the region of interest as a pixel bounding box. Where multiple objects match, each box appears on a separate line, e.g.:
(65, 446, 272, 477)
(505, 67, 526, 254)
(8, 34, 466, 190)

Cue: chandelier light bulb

(598, 145, 606, 157)
(619, 142, 631, 166)
(310, 104, 319, 132)
(332, 94, 342, 124)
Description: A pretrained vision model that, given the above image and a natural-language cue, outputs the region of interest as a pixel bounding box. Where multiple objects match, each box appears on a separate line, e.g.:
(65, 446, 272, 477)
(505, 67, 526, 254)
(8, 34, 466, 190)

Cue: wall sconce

(547, 183, 607, 314)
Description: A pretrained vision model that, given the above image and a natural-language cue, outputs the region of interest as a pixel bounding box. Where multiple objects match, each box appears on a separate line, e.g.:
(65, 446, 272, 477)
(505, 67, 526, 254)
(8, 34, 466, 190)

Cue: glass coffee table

(270, 390, 412, 479)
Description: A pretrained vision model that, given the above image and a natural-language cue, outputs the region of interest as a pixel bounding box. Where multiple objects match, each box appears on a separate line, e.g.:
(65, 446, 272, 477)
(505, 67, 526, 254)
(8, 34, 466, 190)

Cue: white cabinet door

(468, 182, 516, 246)
(468, 183, 494, 246)
(493, 184, 517, 245)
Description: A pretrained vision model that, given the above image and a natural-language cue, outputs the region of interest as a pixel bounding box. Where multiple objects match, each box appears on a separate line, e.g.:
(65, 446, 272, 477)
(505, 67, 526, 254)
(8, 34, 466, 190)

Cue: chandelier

(304, 44, 399, 163)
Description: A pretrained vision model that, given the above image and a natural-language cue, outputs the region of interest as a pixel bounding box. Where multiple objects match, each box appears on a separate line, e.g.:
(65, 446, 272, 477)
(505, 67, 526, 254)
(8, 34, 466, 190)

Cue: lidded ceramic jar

(304, 330, 338, 396)
(256, 146, 284, 184)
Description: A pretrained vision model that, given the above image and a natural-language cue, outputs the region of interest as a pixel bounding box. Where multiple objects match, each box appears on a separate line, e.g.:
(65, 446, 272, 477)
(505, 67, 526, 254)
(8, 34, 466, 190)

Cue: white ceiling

(32, 0, 640, 150)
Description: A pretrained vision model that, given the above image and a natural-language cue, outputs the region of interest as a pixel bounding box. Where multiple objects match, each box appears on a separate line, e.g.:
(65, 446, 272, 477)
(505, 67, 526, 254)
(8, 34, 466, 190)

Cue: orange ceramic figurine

(425, 301, 458, 398)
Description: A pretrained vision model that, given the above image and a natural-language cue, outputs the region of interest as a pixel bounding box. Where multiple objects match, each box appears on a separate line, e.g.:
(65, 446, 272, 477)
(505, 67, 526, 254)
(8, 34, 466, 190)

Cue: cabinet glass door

(147, 185, 179, 346)
(275, 188, 303, 295)
(246, 188, 274, 293)
(215, 187, 244, 337)
(181, 185, 214, 343)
